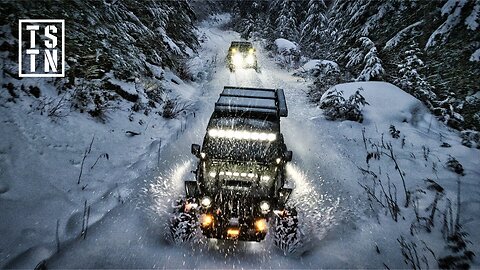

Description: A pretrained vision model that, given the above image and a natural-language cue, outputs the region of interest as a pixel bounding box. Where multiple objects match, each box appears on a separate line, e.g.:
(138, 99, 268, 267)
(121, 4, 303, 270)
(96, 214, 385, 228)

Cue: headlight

(232, 53, 243, 66)
(200, 214, 213, 227)
(275, 158, 282, 164)
(249, 48, 254, 54)
(255, 219, 268, 232)
(246, 55, 255, 65)
(260, 201, 270, 213)
(260, 175, 270, 182)
(201, 196, 212, 208)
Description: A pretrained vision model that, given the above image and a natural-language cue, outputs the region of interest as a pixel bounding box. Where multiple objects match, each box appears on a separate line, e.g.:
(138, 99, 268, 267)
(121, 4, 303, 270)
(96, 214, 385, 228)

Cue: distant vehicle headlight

(246, 55, 255, 65)
(232, 53, 243, 66)
(260, 175, 271, 182)
(260, 201, 270, 213)
(201, 196, 212, 208)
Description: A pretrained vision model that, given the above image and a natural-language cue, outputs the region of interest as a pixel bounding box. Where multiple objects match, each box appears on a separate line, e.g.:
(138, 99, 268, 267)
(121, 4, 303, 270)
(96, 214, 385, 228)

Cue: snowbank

(273, 38, 301, 69)
(322, 81, 430, 128)
(302, 59, 338, 71)
(298, 59, 340, 77)
(274, 38, 298, 53)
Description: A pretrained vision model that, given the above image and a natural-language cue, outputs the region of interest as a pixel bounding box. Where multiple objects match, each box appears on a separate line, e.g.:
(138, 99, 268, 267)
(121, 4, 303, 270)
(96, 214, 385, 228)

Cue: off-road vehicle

(170, 86, 298, 248)
(227, 41, 259, 72)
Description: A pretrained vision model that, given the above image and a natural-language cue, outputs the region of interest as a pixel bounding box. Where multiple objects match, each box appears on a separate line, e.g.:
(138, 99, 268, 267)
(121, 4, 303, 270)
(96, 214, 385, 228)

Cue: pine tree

(299, 0, 328, 57)
(241, 14, 255, 39)
(357, 46, 384, 81)
(230, 1, 241, 24)
(275, 0, 300, 41)
(394, 41, 436, 107)
(345, 37, 384, 81)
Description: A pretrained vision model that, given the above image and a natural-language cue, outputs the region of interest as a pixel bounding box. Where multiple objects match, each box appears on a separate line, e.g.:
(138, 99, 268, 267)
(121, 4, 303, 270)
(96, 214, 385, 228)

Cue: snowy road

(38, 17, 358, 269)
(11, 15, 476, 269)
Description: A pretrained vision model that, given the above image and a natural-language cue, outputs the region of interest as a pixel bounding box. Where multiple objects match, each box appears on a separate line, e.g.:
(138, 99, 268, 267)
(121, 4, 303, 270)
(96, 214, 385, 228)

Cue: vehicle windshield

(231, 43, 253, 52)
(203, 116, 281, 163)
(204, 139, 280, 162)
(209, 116, 278, 131)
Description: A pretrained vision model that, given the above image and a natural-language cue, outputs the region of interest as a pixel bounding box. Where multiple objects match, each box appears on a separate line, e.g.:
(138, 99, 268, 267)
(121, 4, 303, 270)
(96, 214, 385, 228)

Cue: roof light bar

(216, 171, 258, 179)
(208, 129, 277, 142)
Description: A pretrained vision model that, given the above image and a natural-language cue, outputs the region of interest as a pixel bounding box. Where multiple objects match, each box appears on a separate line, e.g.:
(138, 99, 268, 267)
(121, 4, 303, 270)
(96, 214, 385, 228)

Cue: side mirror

(185, 180, 199, 197)
(285, 151, 293, 162)
(191, 144, 201, 158)
(278, 187, 292, 206)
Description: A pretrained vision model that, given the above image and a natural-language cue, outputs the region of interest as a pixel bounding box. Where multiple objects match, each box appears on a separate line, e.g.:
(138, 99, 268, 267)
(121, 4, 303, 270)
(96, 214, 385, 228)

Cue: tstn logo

(18, 19, 65, 77)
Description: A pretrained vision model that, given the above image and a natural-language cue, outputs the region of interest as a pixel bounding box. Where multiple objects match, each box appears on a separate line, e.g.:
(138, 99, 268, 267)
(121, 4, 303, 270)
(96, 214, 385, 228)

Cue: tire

(273, 208, 300, 254)
(169, 199, 198, 243)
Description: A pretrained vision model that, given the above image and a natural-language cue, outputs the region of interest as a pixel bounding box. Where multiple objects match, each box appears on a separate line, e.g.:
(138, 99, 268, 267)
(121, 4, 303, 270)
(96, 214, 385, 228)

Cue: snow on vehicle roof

(217, 96, 276, 110)
(231, 41, 253, 46)
(214, 86, 288, 117)
(222, 88, 276, 99)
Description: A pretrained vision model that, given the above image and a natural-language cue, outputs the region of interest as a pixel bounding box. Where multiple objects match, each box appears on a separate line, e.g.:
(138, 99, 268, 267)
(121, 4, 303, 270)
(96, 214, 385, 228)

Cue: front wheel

(273, 208, 300, 254)
(169, 199, 198, 243)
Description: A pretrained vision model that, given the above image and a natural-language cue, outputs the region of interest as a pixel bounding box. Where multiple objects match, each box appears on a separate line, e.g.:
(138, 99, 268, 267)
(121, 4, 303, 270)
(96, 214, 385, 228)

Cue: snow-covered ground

(1, 14, 478, 269)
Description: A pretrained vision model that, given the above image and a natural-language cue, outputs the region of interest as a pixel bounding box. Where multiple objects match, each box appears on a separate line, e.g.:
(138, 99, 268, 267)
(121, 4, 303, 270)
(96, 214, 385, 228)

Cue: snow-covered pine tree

(230, 1, 241, 24)
(425, 0, 469, 49)
(241, 14, 255, 39)
(394, 41, 436, 108)
(309, 61, 343, 103)
(357, 46, 384, 81)
(320, 88, 369, 122)
(344, 88, 369, 122)
(346, 37, 384, 81)
(299, 0, 329, 57)
(165, 0, 199, 54)
(275, 0, 300, 41)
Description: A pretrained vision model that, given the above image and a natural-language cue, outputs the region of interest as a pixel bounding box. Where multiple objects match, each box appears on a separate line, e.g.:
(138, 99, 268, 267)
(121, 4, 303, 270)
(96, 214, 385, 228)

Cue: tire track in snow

(252, 47, 358, 252)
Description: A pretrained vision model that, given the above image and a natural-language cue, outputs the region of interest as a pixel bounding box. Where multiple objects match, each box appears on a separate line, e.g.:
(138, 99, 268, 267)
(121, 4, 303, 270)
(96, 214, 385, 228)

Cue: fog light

(227, 228, 240, 238)
(200, 214, 213, 227)
(201, 196, 212, 208)
(260, 201, 270, 213)
(255, 219, 268, 232)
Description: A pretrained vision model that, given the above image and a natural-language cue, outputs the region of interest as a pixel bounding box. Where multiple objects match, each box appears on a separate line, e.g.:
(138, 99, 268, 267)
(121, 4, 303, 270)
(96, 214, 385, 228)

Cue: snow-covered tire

(169, 199, 198, 243)
(273, 208, 301, 255)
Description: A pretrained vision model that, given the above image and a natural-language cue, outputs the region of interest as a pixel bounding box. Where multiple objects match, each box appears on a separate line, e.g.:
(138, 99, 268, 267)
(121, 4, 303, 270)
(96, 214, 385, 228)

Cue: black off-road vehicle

(227, 41, 259, 72)
(170, 86, 298, 249)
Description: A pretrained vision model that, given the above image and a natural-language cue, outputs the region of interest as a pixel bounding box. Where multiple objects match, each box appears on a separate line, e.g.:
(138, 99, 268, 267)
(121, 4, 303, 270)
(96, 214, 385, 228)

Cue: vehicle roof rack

(214, 86, 288, 117)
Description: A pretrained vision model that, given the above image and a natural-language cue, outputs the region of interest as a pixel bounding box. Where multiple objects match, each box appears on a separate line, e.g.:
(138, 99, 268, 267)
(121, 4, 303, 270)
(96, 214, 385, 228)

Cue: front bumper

(229, 54, 257, 69)
(200, 213, 268, 241)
